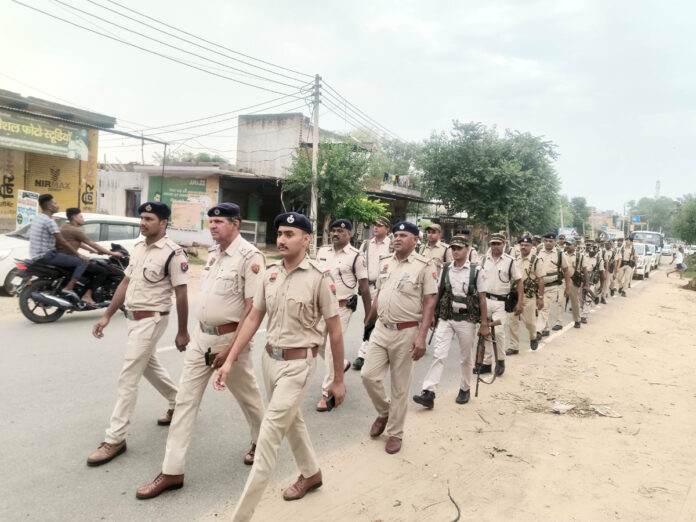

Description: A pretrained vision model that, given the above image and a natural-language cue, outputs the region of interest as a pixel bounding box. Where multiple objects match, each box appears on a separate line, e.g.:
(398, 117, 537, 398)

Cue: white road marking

(156, 328, 267, 352)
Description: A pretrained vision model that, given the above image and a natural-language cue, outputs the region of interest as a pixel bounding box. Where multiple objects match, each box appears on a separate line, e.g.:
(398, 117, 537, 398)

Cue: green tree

(628, 196, 679, 235)
(673, 198, 696, 244)
(570, 197, 591, 233)
(153, 150, 228, 165)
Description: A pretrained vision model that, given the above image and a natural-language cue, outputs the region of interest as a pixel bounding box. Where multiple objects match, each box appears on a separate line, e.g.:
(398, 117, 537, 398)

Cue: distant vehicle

(645, 244, 659, 270)
(661, 244, 672, 256)
(632, 243, 651, 279)
(0, 213, 142, 295)
(631, 230, 664, 267)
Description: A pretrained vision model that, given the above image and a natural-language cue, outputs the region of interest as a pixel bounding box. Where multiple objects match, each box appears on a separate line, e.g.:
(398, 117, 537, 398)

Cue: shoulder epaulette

(413, 253, 429, 264)
(208, 245, 217, 252)
(378, 253, 392, 261)
(239, 246, 255, 259)
(308, 259, 329, 275)
(267, 259, 282, 268)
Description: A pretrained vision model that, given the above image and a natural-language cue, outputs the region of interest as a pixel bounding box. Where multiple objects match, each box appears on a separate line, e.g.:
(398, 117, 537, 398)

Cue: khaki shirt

(538, 247, 570, 284)
(124, 236, 188, 312)
(376, 251, 438, 324)
(619, 245, 636, 262)
(360, 236, 391, 283)
(315, 244, 367, 300)
(568, 252, 589, 278)
(253, 257, 338, 349)
(478, 252, 521, 296)
(518, 253, 544, 282)
(419, 241, 453, 276)
(586, 253, 605, 275)
(198, 235, 265, 326)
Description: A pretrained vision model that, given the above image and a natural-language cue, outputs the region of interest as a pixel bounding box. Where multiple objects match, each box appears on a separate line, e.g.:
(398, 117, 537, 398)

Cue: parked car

(632, 243, 651, 279)
(645, 244, 659, 270)
(661, 244, 672, 256)
(0, 213, 142, 295)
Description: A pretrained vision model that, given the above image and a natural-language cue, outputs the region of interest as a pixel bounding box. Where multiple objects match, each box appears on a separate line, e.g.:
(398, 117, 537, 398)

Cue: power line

(321, 97, 384, 141)
(12, 1, 307, 98)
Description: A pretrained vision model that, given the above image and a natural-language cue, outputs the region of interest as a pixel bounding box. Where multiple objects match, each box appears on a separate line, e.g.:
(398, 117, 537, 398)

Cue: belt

(200, 322, 238, 335)
(265, 344, 317, 361)
(620, 260, 630, 267)
(381, 320, 420, 330)
(545, 280, 562, 287)
(451, 311, 469, 322)
(125, 310, 170, 320)
(487, 293, 508, 302)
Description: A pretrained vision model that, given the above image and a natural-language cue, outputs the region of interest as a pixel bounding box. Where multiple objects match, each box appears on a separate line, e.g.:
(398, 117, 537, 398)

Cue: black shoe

(536, 332, 542, 342)
(552, 324, 563, 331)
(601, 298, 607, 304)
(581, 317, 587, 324)
(541, 330, 550, 337)
(610, 289, 615, 296)
(574, 321, 581, 328)
(594, 297, 600, 304)
(455, 389, 470, 404)
(621, 292, 627, 297)
(412, 390, 435, 409)
(474, 364, 492, 374)
(495, 360, 505, 376)
(505, 348, 519, 356)
(352, 357, 364, 371)
(530, 339, 539, 351)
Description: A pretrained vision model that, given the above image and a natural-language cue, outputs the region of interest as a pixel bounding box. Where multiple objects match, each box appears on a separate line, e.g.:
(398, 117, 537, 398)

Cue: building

(0, 89, 114, 232)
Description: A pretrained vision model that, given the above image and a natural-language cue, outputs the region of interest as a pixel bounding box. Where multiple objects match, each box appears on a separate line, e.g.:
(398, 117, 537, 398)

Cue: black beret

(518, 235, 533, 244)
(138, 201, 171, 219)
(543, 232, 557, 239)
(274, 212, 312, 234)
(208, 202, 241, 218)
(392, 221, 419, 236)
(330, 218, 352, 231)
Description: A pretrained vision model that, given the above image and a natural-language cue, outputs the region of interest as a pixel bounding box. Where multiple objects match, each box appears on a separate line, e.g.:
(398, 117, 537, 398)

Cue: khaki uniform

(535, 247, 570, 333)
(508, 253, 544, 350)
(361, 251, 438, 439)
(478, 253, 521, 364)
(161, 235, 265, 475)
(582, 253, 605, 318)
(617, 245, 636, 292)
(315, 244, 367, 396)
(419, 241, 453, 277)
(356, 237, 391, 359)
(422, 261, 481, 393)
(232, 257, 338, 522)
(567, 252, 588, 323)
(104, 236, 188, 445)
(601, 247, 614, 298)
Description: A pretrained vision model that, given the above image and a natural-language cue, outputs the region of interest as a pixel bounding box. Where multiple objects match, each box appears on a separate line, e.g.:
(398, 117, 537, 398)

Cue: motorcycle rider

(29, 194, 88, 297)
(58, 208, 124, 304)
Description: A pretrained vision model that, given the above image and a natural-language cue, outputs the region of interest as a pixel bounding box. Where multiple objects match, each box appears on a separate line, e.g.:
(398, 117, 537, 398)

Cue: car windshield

(646, 245, 654, 253)
(6, 217, 67, 240)
(634, 244, 646, 255)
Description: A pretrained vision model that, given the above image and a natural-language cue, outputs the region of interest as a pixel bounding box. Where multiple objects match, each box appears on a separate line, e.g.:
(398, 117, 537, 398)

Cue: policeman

(213, 212, 346, 522)
(361, 221, 438, 455)
(412, 235, 489, 408)
(558, 234, 567, 251)
(353, 217, 391, 371)
(535, 232, 571, 338)
(565, 238, 589, 328)
(476, 233, 522, 375)
(617, 236, 637, 296)
(532, 235, 543, 254)
(314, 218, 370, 411)
(88, 202, 189, 466)
(135, 203, 266, 499)
(419, 223, 453, 277)
(582, 240, 605, 322)
(456, 227, 479, 263)
(506, 235, 545, 354)
(604, 239, 616, 300)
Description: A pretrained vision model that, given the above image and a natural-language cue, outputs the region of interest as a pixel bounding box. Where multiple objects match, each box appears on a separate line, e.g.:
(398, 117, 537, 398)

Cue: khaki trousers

(357, 285, 378, 359)
(161, 328, 265, 475)
(568, 284, 582, 323)
(361, 320, 419, 439)
(484, 299, 506, 364)
(536, 282, 564, 333)
(618, 265, 633, 291)
(508, 297, 536, 350)
(105, 313, 177, 444)
(232, 350, 318, 522)
(422, 319, 476, 393)
(318, 305, 352, 397)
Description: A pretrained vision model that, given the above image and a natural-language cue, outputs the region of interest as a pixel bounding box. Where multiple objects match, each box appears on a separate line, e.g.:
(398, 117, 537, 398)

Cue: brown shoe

(136, 473, 184, 499)
(244, 443, 256, 466)
(385, 436, 402, 454)
(87, 440, 127, 466)
(157, 408, 174, 426)
(282, 470, 323, 501)
(369, 416, 388, 438)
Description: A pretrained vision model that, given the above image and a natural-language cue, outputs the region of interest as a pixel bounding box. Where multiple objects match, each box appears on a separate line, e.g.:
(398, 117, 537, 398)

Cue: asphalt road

(0, 264, 654, 521)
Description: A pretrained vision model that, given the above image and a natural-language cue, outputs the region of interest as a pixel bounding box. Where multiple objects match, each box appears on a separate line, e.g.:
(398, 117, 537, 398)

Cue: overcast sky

(2, 0, 695, 213)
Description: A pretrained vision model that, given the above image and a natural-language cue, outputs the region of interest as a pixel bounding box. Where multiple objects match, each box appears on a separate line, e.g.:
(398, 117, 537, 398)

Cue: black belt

(545, 280, 562, 287)
(620, 260, 630, 267)
(487, 293, 508, 302)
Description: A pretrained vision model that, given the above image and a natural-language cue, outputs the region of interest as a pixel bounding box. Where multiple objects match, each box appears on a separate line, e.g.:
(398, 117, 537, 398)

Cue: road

(0, 261, 660, 521)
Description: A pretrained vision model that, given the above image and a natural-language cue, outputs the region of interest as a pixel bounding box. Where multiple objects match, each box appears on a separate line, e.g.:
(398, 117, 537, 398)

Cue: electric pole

(559, 200, 565, 230)
(309, 74, 321, 257)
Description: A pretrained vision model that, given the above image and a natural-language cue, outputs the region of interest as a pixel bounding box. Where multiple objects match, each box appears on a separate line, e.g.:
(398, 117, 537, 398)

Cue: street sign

(631, 215, 641, 223)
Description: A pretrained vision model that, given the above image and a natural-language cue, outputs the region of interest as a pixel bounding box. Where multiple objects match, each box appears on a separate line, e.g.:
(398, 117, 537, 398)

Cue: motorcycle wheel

(19, 279, 66, 323)
(3, 268, 22, 296)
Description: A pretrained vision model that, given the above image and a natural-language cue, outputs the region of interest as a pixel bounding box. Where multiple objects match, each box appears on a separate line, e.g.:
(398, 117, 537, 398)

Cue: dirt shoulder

(216, 271, 696, 521)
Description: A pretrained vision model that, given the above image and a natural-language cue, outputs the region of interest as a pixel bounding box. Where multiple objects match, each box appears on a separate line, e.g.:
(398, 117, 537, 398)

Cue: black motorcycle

(14, 244, 130, 323)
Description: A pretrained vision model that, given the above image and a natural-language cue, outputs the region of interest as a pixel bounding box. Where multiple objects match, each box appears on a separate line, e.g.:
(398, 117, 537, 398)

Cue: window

(105, 224, 139, 241)
(82, 223, 101, 241)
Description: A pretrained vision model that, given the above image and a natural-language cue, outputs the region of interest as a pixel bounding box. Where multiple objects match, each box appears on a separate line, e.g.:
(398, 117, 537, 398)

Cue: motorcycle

(13, 244, 130, 323)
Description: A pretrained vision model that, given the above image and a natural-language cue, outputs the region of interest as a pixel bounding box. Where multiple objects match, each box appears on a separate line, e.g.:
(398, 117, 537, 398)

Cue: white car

(661, 245, 672, 256)
(645, 244, 659, 270)
(0, 212, 142, 295)
(632, 243, 651, 279)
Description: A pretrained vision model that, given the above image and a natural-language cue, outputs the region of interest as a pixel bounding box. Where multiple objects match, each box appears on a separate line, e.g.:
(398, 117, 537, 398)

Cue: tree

(570, 197, 591, 233)
(673, 198, 696, 244)
(628, 196, 679, 235)
(364, 138, 423, 190)
(152, 150, 228, 165)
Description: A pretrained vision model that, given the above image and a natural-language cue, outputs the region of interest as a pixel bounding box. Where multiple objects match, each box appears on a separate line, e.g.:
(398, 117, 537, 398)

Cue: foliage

(569, 196, 591, 232)
(153, 150, 228, 165)
(338, 197, 390, 225)
(673, 198, 696, 244)
(365, 138, 424, 190)
(627, 196, 680, 235)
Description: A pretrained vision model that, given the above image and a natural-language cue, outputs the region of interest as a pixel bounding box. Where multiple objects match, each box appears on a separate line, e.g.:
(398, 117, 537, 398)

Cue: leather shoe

(574, 321, 581, 328)
(136, 473, 184, 499)
(530, 339, 539, 351)
(283, 470, 322, 501)
(244, 443, 256, 466)
(495, 360, 505, 376)
(157, 408, 174, 426)
(581, 317, 587, 324)
(536, 332, 542, 342)
(87, 440, 126, 466)
(475, 364, 492, 374)
(541, 330, 550, 337)
(385, 436, 402, 454)
(600, 298, 607, 304)
(455, 388, 470, 404)
(505, 348, 519, 356)
(610, 289, 615, 296)
(552, 324, 563, 331)
(352, 357, 364, 370)
(370, 416, 388, 437)
(412, 390, 435, 409)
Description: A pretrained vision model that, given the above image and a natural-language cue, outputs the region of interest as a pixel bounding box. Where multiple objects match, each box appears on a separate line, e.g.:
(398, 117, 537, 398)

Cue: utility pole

(559, 200, 565, 230)
(309, 74, 321, 257)
(141, 132, 145, 165)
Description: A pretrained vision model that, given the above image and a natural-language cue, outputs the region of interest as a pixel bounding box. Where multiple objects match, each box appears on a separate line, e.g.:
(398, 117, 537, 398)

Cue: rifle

(474, 320, 502, 397)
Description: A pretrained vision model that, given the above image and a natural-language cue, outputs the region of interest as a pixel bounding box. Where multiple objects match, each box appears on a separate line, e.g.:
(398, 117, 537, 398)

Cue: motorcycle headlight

(0, 249, 12, 260)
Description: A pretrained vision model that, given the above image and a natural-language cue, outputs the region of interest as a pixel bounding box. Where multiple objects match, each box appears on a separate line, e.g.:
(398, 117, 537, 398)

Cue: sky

(2, 0, 695, 214)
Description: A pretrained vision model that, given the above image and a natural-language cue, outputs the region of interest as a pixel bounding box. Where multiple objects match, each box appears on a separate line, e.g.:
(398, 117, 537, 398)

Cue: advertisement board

(16, 190, 39, 229)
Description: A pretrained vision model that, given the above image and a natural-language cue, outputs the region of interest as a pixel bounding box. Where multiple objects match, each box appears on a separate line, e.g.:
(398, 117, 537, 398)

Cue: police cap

(565, 237, 576, 244)
(543, 232, 557, 239)
(374, 216, 391, 228)
(489, 233, 505, 244)
(138, 201, 171, 219)
(392, 221, 419, 236)
(208, 202, 241, 219)
(450, 235, 469, 247)
(518, 235, 533, 244)
(274, 212, 312, 234)
(330, 218, 352, 232)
